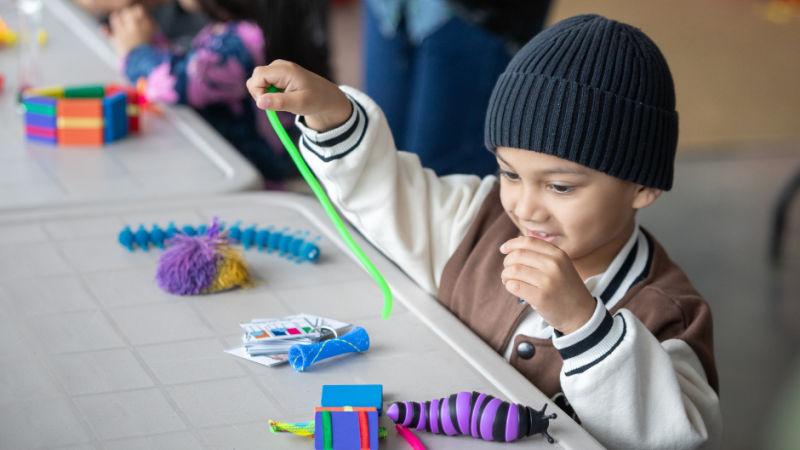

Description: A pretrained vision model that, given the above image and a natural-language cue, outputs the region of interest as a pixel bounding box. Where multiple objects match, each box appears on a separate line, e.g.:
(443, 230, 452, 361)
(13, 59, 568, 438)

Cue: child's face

(496, 146, 661, 267)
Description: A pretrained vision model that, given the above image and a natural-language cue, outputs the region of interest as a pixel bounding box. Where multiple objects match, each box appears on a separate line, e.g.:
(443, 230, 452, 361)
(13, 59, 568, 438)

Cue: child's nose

(514, 190, 549, 223)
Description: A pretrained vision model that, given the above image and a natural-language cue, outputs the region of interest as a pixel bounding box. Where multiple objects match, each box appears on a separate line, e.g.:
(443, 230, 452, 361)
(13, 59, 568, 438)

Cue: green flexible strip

(265, 86, 393, 319)
(322, 410, 333, 449)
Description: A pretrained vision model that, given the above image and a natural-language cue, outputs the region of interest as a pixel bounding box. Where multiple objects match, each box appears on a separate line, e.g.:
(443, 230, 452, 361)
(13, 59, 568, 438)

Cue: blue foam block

(321, 384, 383, 416)
(314, 410, 378, 450)
(26, 135, 57, 145)
(331, 411, 360, 449)
(25, 112, 57, 128)
(367, 410, 379, 449)
(24, 96, 57, 107)
(314, 411, 325, 450)
(104, 91, 128, 143)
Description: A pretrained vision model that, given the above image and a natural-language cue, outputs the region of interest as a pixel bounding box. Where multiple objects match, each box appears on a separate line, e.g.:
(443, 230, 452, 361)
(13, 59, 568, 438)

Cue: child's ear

(631, 185, 662, 210)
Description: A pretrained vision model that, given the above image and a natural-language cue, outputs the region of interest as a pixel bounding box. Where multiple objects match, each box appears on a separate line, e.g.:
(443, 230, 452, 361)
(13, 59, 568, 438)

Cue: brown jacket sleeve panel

(616, 238, 719, 394)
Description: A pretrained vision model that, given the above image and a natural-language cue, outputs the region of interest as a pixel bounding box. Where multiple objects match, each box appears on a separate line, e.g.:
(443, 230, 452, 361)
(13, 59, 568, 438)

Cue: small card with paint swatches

(224, 314, 351, 367)
(241, 314, 350, 342)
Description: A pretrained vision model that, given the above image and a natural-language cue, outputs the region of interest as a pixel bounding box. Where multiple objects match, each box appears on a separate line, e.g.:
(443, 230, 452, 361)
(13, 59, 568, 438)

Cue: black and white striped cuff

(552, 298, 627, 376)
(294, 95, 368, 162)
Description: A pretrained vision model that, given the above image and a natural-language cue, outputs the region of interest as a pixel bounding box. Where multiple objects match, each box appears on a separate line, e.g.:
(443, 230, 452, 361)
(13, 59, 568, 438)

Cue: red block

(26, 125, 57, 139)
(128, 116, 139, 133)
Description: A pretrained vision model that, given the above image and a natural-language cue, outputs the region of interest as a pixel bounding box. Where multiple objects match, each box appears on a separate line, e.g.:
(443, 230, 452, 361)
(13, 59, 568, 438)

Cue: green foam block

(23, 102, 56, 116)
(64, 85, 106, 98)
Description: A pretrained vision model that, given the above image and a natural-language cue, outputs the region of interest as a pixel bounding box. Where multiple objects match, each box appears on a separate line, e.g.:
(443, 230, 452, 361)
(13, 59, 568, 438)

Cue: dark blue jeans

(362, 8, 511, 177)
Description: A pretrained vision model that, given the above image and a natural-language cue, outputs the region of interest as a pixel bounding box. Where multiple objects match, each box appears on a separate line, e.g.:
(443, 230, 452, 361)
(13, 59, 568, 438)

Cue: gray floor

(638, 144, 800, 450)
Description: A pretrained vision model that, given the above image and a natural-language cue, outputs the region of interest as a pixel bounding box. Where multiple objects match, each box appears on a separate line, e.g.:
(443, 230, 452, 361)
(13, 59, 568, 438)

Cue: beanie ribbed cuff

(485, 72, 678, 191)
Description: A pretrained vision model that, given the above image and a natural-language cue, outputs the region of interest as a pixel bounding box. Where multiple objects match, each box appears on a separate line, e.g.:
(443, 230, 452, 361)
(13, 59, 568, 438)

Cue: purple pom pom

(155, 219, 223, 295)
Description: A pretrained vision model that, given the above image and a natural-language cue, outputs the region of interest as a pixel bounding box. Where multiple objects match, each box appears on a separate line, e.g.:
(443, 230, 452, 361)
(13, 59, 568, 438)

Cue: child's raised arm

(248, 61, 498, 296)
(247, 61, 352, 133)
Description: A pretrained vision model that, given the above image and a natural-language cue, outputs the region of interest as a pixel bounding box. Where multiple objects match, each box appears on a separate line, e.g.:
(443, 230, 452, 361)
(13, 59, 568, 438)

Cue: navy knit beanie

(485, 14, 678, 190)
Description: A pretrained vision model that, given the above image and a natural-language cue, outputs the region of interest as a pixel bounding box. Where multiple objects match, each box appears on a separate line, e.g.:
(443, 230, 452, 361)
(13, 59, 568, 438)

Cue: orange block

(58, 128, 104, 146)
(57, 99, 102, 118)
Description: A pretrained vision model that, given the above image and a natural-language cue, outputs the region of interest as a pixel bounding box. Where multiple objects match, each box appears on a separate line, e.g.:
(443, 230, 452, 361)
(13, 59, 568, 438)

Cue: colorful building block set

(270, 384, 386, 449)
(22, 83, 140, 146)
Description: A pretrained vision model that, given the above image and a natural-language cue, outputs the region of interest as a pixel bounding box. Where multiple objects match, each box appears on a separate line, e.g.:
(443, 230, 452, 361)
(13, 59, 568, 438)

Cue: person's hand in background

(73, 0, 166, 15)
(107, 4, 156, 56)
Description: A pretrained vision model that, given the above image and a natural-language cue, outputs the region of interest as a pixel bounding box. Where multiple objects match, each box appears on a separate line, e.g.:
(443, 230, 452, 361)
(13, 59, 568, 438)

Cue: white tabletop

(0, 0, 262, 212)
(0, 192, 603, 450)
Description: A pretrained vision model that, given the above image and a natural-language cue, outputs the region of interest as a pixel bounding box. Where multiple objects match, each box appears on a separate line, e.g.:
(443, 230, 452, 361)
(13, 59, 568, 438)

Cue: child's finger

(246, 61, 300, 100)
(502, 248, 555, 272)
(254, 90, 307, 113)
(503, 277, 540, 302)
(500, 235, 561, 256)
(501, 263, 542, 288)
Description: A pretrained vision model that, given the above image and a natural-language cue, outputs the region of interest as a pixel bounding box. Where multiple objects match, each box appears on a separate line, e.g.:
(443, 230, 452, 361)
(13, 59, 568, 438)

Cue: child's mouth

(526, 229, 559, 243)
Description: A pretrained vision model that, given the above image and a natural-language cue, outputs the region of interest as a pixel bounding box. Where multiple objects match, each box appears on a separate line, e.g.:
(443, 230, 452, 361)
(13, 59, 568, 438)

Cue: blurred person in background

(104, 0, 331, 185)
(74, 0, 209, 51)
(362, 0, 551, 177)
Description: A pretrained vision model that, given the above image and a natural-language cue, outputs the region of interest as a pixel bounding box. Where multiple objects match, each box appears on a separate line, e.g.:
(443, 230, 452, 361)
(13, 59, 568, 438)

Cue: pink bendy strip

(396, 424, 427, 450)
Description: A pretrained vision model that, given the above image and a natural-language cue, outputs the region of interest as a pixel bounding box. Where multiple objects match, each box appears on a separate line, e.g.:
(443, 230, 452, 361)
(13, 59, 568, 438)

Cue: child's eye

(549, 184, 574, 194)
(499, 170, 521, 181)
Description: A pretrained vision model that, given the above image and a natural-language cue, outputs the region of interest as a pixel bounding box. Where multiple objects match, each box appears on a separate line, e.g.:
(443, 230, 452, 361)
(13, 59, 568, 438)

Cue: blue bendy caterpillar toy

(118, 222, 321, 263)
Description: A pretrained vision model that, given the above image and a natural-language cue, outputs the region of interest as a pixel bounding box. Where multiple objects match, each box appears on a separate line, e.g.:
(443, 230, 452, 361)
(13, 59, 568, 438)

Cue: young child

(107, 0, 330, 183)
(247, 14, 721, 449)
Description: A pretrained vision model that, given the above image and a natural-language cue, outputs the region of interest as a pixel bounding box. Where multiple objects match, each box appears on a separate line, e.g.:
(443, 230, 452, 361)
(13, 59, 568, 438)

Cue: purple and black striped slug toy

(386, 392, 557, 444)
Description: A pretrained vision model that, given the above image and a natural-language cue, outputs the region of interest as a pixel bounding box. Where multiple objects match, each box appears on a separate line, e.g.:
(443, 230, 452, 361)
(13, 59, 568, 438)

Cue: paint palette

(242, 320, 316, 339)
(226, 314, 353, 366)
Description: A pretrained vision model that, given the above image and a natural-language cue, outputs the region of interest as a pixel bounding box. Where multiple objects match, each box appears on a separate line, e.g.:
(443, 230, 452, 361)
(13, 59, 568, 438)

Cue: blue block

(314, 410, 378, 450)
(321, 385, 383, 416)
(26, 135, 57, 145)
(334, 411, 360, 449)
(24, 96, 57, 107)
(104, 91, 129, 143)
(367, 410, 379, 449)
(25, 112, 57, 128)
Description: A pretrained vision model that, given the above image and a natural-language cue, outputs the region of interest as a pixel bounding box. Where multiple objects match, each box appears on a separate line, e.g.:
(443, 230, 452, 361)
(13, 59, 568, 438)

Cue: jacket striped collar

(584, 223, 654, 311)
